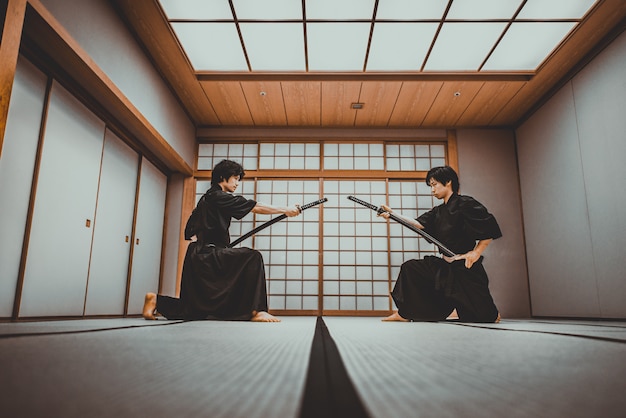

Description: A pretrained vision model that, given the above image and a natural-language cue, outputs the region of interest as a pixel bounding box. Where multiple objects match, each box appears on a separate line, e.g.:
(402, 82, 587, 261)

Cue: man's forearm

(473, 239, 493, 256)
(391, 212, 423, 230)
(252, 202, 289, 215)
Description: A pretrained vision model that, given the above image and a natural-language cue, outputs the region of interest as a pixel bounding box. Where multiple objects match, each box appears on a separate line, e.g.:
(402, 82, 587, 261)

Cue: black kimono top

(417, 193, 502, 256)
(184, 184, 257, 247)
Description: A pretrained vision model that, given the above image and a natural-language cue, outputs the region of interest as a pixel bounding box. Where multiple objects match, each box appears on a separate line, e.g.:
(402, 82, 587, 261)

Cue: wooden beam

(197, 126, 448, 139)
(446, 129, 459, 173)
(197, 72, 533, 82)
(0, 0, 27, 158)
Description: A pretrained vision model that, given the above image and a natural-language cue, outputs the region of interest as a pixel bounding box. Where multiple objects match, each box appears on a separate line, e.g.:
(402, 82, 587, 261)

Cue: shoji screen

(0, 57, 48, 317)
(255, 179, 321, 312)
(323, 180, 389, 312)
(196, 140, 449, 315)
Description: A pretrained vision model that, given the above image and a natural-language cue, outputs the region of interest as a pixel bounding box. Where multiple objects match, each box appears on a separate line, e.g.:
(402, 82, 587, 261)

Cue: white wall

(516, 31, 626, 318)
(456, 129, 530, 318)
(39, 0, 196, 166)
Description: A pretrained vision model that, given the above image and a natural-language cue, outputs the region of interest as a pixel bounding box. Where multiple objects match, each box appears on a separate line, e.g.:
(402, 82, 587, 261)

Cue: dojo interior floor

(1, 316, 625, 418)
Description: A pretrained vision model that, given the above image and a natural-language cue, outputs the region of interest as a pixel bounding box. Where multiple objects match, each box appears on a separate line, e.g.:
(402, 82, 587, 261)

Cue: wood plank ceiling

(113, 0, 626, 130)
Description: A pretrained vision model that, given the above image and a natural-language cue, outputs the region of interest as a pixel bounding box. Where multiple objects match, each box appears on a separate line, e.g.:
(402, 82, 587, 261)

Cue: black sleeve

(215, 192, 257, 220)
(459, 196, 502, 240)
(417, 207, 436, 231)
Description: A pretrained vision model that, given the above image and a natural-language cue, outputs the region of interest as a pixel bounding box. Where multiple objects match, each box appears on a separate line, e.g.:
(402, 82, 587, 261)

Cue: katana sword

(228, 197, 328, 248)
(347, 195, 457, 257)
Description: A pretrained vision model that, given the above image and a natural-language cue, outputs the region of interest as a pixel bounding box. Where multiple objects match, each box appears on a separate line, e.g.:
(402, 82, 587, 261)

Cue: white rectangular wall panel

(20, 81, 106, 317)
(127, 157, 167, 315)
(0, 57, 48, 317)
(570, 31, 626, 318)
(516, 31, 626, 319)
(84, 129, 139, 315)
(516, 86, 599, 318)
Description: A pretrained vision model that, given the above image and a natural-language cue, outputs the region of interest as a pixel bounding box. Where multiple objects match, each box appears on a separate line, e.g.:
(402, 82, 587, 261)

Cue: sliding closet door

(126, 157, 167, 315)
(84, 129, 138, 315)
(20, 81, 105, 317)
(0, 57, 48, 317)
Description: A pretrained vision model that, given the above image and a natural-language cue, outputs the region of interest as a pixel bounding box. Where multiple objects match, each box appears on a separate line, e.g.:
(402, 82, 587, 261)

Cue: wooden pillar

(175, 175, 196, 296)
(0, 0, 27, 158)
(446, 129, 459, 172)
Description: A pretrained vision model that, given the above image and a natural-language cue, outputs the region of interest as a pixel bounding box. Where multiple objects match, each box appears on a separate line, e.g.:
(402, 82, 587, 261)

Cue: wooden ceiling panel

(281, 82, 322, 126)
(456, 81, 527, 126)
(388, 81, 443, 127)
(422, 81, 485, 127)
(199, 81, 254, 126)
(355, 81, 403, 127)
(240, 81, 287, 126)
(321, 81, 361, 127)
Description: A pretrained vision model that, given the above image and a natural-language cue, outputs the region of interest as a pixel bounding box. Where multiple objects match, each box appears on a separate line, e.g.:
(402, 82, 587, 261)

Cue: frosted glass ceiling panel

(161, 0, 597, 74)
(159, 0, 232, 20)
(376, 0, 448, 20)
(172, 23, 248, 71)
(240, 23, 305, 70)
(517, 0, 597, 19)
(367, 23, 438, 71)
(307, 23, 371, 71)
(425, 23, 507, 71)
(446, 0, 522, 20)
(306, 0, 376, 20)
(233, 0, 302, 20)
(483, 22, 576, 70)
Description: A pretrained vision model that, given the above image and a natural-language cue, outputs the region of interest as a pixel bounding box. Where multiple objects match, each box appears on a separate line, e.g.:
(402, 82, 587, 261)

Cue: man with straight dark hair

(143, 159, 300, 322)
(379, 165, 502, 323)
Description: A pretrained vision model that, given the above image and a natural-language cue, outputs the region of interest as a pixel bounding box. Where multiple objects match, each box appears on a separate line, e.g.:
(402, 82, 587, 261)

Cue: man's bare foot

(494, 312, 501, 323)
(446, 309, 459, 320)
(251, 311, 281, 322)
(382, 311, 409, 322)
(142, 293, 157, 320)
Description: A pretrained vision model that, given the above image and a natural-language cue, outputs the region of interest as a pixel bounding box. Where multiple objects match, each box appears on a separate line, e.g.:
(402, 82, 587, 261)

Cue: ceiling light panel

(171, 22, 248, 71)
(483, 22, 576, 70)
(516, 0, 598, 19)
(159, 0, 233, 20)
(424, 22, 507, 71)
(367, 23, 439, 71)
(446, 0, 522, 20)
(306, 0, 376, 20)
(307, 23, 371, 71)
(376, 0, 448, 20)
(232, 0, 302, 20)
(240, 23, 305, 70)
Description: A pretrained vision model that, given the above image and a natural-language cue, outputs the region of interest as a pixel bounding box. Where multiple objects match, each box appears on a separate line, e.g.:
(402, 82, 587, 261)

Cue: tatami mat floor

(0, 317, 315, 418)
(324, 317, 626, 418)
(1, 317, 625, 417)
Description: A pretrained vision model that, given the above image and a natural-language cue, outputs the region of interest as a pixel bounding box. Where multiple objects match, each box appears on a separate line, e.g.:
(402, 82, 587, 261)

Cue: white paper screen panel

(323, 180, 390, 311)
(198, 143, 258, 170)
(198, 142, 446, 172)
(255, 180, 321, 310)
(386, 143, 446, 171)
